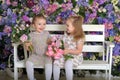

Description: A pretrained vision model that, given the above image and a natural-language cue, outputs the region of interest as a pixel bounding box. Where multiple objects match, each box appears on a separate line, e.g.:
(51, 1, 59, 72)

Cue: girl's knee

(26, 61, 33, 66)
(65, 60, 73, 68)
(45, 64, 52, 68)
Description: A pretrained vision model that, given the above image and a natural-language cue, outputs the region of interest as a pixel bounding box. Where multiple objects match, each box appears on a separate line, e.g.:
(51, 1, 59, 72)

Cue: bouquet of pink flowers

(46, 35, 74, 60)
(46, 35, 64, 59)
(11, 24, 33, 52)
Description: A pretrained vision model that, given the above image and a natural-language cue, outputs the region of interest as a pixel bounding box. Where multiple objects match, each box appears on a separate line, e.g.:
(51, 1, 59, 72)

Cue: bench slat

(45, 24, 104, 32)
(83, 45, 104, 52)
(82, 25, 104, 31)
(85, 35, 104, 42)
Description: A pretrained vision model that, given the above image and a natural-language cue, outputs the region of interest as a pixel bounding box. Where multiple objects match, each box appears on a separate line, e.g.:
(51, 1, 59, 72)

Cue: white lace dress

(54, 33, 84, 68)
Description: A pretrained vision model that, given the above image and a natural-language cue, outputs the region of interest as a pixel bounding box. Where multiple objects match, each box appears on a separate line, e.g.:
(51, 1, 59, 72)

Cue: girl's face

(33, 18, 46, 33)
(66, 19, 75, 34)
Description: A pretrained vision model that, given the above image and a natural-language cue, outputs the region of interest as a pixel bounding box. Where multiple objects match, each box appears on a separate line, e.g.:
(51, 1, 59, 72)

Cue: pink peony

(20, 34, 28, 42)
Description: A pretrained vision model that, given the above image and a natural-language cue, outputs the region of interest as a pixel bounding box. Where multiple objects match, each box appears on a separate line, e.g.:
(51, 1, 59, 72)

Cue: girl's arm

(64, 40, 84, 55)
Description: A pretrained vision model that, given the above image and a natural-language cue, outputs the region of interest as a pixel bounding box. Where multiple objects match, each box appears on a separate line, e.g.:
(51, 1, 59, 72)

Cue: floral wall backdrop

(0, 0, 120, 76)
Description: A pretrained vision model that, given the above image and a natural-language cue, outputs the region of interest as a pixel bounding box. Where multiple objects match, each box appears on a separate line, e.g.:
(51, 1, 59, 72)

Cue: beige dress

(27, 31, 52, 67)
(54, 33, 84, 67)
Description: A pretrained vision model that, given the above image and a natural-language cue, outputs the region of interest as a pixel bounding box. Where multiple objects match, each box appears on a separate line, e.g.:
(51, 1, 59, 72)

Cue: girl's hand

(47, 38, 52, 45)
(64, 49, 70, 55)
(24, 41, 32, 51)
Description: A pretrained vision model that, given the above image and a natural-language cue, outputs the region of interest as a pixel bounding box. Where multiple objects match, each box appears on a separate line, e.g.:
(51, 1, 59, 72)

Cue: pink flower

(26, 0, 35, 8)
(46, 35, 64, 60)
(104, 22, 113, 29)
(61, 2, 73, 11)
(46, 4, 58, 15)
(6, 0, 11, 5)
(46, 51, 54, 57)
(53, 52, 62, 59)
(20, 34, 28, 42)
(114, 36, 120, 42)
(3, 25, 12, 33)
(51, 42, 56, 46)
(48, 45, 53, 50)
(12, 1, 18, 6)
(54, 54, 61, 59)
(32, 5, 41, 14)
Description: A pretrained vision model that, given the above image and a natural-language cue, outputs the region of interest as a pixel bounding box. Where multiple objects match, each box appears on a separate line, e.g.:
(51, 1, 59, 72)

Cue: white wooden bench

(12, 24, 115, 80)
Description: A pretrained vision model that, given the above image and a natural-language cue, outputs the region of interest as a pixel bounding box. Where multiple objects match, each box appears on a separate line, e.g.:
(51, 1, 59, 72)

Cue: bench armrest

(105, 41, 115, 48)
(12, 42, 28, 61)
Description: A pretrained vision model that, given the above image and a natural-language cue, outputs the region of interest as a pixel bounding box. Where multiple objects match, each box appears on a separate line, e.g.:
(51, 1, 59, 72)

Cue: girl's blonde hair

(66, 15, 85, 41)
(32, 14, 46, 24)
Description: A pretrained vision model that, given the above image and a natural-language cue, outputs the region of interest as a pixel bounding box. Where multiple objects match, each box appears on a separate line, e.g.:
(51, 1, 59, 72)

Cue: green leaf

(89, 0, 93, 5)
(64, 54, 74, 61)
(109, 36, 114, 42)
(71, 0, 77, 8)
(56, 0, 64, 4)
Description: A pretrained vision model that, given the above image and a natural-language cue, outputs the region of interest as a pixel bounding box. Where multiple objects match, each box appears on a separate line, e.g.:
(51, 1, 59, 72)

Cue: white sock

(53, 64, 60, 80)
(65, 60, 73, 80)
(45, 64, 52, 80)
(26, 61, 35, 80)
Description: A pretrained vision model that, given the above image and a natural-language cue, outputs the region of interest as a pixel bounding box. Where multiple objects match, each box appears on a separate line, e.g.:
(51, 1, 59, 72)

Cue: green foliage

(89, 0, 93, 5)
(64, 54, 74, 61)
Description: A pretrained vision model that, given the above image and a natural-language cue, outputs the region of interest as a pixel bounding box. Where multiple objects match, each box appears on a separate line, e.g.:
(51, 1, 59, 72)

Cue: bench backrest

(45, 24, 105, 60)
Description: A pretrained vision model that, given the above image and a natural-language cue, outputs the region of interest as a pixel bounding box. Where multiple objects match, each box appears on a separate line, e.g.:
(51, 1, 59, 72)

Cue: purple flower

(1, 3, 8, 10)
(39, 0, 49, 9)
(95, 0, 106, 5)
(98, 17, 109, 24)
(0, 63, 6, 69)
(22, 15, 30, 22)
(11, 13, 17, 24)
(0, 18, 5, 25)
(107, 12, 116, 23)
(77, 0, 89, 7)
(113, 43, 120, 56)
(32, 5, 41, 14)
(7, 8, 12, 16)
(105, 4, 113, 12)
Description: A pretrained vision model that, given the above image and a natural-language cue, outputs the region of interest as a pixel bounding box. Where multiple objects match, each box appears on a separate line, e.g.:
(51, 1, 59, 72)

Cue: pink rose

(20, 34, 28, 42)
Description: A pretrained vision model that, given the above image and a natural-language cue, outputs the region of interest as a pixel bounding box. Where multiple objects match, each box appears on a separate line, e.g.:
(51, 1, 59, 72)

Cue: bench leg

(105, 70, 107, 80)
(108, 69, 111, 80)
(14, 67, 18, 80)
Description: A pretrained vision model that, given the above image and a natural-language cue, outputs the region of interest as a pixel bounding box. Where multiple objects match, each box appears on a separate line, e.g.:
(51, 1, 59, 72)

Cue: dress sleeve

(77, 38, 85, 45)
